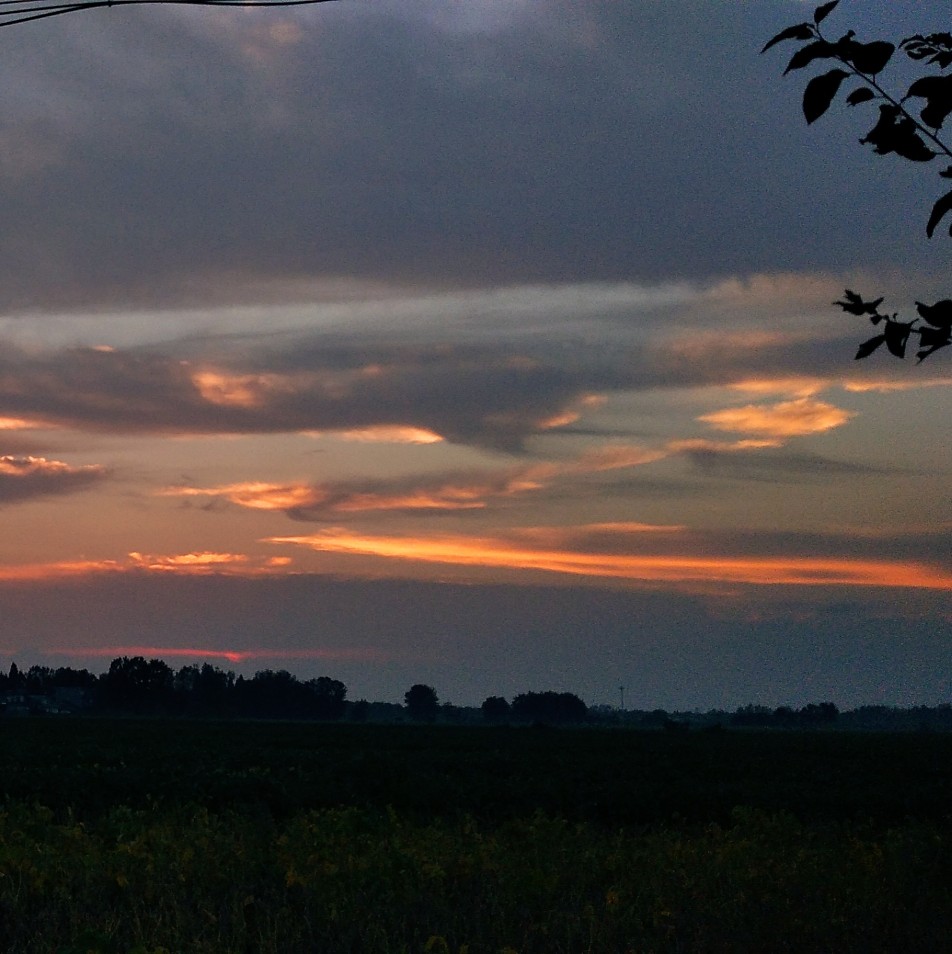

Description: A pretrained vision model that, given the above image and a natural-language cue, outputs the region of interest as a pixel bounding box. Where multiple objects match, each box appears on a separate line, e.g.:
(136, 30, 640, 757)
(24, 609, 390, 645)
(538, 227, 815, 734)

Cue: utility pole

(619, 685, 625, 711)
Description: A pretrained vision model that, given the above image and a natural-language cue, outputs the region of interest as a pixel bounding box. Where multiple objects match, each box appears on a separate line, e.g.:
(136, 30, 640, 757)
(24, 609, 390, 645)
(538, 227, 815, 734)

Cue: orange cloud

(160, 481, 323, 511)
(729, 377, 828, 398)
(158, 442, 671, 519)
(699, 398, 854, 437)
(667, 438, 783, 454)
(0, 417, 45, 430)
(843, 377, 952, 394)
(331, 426, 444, 444)
(127, 551, 291, 574)
(267, 528, 952, 591)
(0, 559, 124, 581)
(0, 455, 97, 477)
(191, 369, 295, 408)
(0, 552, 292, 582)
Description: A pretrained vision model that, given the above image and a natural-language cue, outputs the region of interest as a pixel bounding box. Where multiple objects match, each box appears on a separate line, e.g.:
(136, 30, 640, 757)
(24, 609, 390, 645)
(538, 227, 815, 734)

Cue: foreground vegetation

(0, 721, 949, 952)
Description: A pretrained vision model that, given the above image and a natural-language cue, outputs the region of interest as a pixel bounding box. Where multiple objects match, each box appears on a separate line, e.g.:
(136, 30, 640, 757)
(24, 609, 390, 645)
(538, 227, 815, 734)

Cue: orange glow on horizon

(267, 528, 952, 591)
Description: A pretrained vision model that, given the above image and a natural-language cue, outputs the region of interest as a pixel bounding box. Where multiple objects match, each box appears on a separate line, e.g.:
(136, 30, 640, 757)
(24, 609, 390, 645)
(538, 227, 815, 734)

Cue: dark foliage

(510, 690, 588, 725)
(404, 683, 440, 722)
(481, 695, 511, 724)
(765, 1, 952, 361)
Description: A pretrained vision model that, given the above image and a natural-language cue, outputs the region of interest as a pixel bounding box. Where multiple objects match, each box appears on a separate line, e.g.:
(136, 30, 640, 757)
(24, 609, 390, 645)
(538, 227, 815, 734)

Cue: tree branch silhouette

(764, 0, 952, 361)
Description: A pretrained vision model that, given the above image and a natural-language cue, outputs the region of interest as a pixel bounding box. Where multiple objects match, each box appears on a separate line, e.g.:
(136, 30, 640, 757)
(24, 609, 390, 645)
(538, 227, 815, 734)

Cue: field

(0, 720, 949, 953)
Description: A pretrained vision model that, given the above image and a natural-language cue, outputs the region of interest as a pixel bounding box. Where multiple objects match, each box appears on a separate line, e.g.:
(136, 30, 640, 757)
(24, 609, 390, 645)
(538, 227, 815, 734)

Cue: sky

(0, 0, 948, 710)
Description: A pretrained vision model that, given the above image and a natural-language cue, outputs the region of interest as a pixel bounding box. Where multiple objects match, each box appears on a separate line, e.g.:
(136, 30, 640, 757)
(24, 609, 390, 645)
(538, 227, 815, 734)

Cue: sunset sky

(0, 0, 948, 709)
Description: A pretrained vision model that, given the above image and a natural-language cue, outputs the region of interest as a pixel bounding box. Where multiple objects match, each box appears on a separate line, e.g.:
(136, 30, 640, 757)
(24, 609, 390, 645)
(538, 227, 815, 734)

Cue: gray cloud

(0, 298, 933, 453)
(0, 1, 946, 310)
(680, 445, 891, 481)
(0, 454, 106, 503)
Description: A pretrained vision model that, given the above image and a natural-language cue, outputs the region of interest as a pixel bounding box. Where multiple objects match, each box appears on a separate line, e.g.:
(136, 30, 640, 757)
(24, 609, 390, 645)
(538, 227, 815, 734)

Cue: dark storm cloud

(0, 0, 947, 309)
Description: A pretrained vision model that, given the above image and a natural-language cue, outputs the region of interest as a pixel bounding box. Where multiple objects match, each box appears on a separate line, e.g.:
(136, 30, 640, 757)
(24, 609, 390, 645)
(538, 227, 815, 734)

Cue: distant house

(0, 687, 90, 716)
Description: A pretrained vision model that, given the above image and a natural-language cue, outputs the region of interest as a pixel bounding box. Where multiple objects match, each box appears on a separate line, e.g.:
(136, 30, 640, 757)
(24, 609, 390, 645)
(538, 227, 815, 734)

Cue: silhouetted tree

(174, 663, 235, 716)
(305, 676, 347, 720)
(24, 665, 54, 695)
(6, 662, 23, 692)
(481, 695, 511, 724)
(510, 691, 587, 725)
(98, 656, 174, 714)
(404, 683, 439, 722)
(50, 666, 96, 689)
(764, 0, 952, 361)
(799, 701, 840, 725)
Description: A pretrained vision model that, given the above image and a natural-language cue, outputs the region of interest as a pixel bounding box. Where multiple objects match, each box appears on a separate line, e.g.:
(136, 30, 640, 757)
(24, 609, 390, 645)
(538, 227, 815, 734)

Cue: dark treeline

(0, 659, 347, 721)
(0, 657, 950, 729)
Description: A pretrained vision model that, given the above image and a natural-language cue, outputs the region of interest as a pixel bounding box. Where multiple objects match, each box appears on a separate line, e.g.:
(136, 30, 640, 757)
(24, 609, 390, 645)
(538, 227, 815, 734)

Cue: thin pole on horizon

(619, 685, 625, 711)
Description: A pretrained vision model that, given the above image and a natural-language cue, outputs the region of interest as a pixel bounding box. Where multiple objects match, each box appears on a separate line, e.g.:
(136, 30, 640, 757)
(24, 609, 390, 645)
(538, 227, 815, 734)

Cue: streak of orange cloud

(0, 455, 103, 478)
(0, 560, 124, 581)
(332, 426, 444, 444)
(667, 438, 784, 452)
(0, 417, 43, 430)
(843, 377, 952, 393)
(128, 551, 250, 568)
(0, 552, 292, 582)
(267, 528, 952, 591)
(332, 490, 487, 513)
(729, 377, 828, 398)
(159, 443, 670, 519)
(160, 481, 323, 511)
(699, 398, 854, 437)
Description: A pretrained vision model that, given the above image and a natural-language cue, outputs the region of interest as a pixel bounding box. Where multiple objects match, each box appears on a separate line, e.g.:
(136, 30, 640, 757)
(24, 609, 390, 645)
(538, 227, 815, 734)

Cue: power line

(0, 0, 342, 30)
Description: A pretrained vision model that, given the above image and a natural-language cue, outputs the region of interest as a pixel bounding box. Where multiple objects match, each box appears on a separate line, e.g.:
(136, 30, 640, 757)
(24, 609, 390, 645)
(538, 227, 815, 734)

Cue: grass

(0, 720, 949, 952)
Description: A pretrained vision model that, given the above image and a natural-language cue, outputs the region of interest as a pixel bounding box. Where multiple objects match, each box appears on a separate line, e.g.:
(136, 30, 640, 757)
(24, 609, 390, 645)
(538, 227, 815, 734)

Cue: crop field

(0, 721, 949, 953)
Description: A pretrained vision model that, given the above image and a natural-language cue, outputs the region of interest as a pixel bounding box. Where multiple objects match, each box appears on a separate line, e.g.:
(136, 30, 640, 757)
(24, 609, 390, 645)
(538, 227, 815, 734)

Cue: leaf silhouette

(842, 40, 894, 76)
(860, 105, 935, 161)
(784, 40, 835, 75)
(905, 74, 952, 130)
(915, 325, 952, 361)
(855, 334, 886, 359)
(761, 23, 815, 54)
(834, 289, 883, 316)
(803, 69, 849, 124)
(901, 32, 952, 69)
(813, 1, 839, 26)
(926, 189, 952, 237)
(883, 320, 912, 358)
(846, 87, 875, 107)
(915, 299, 952, 328)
